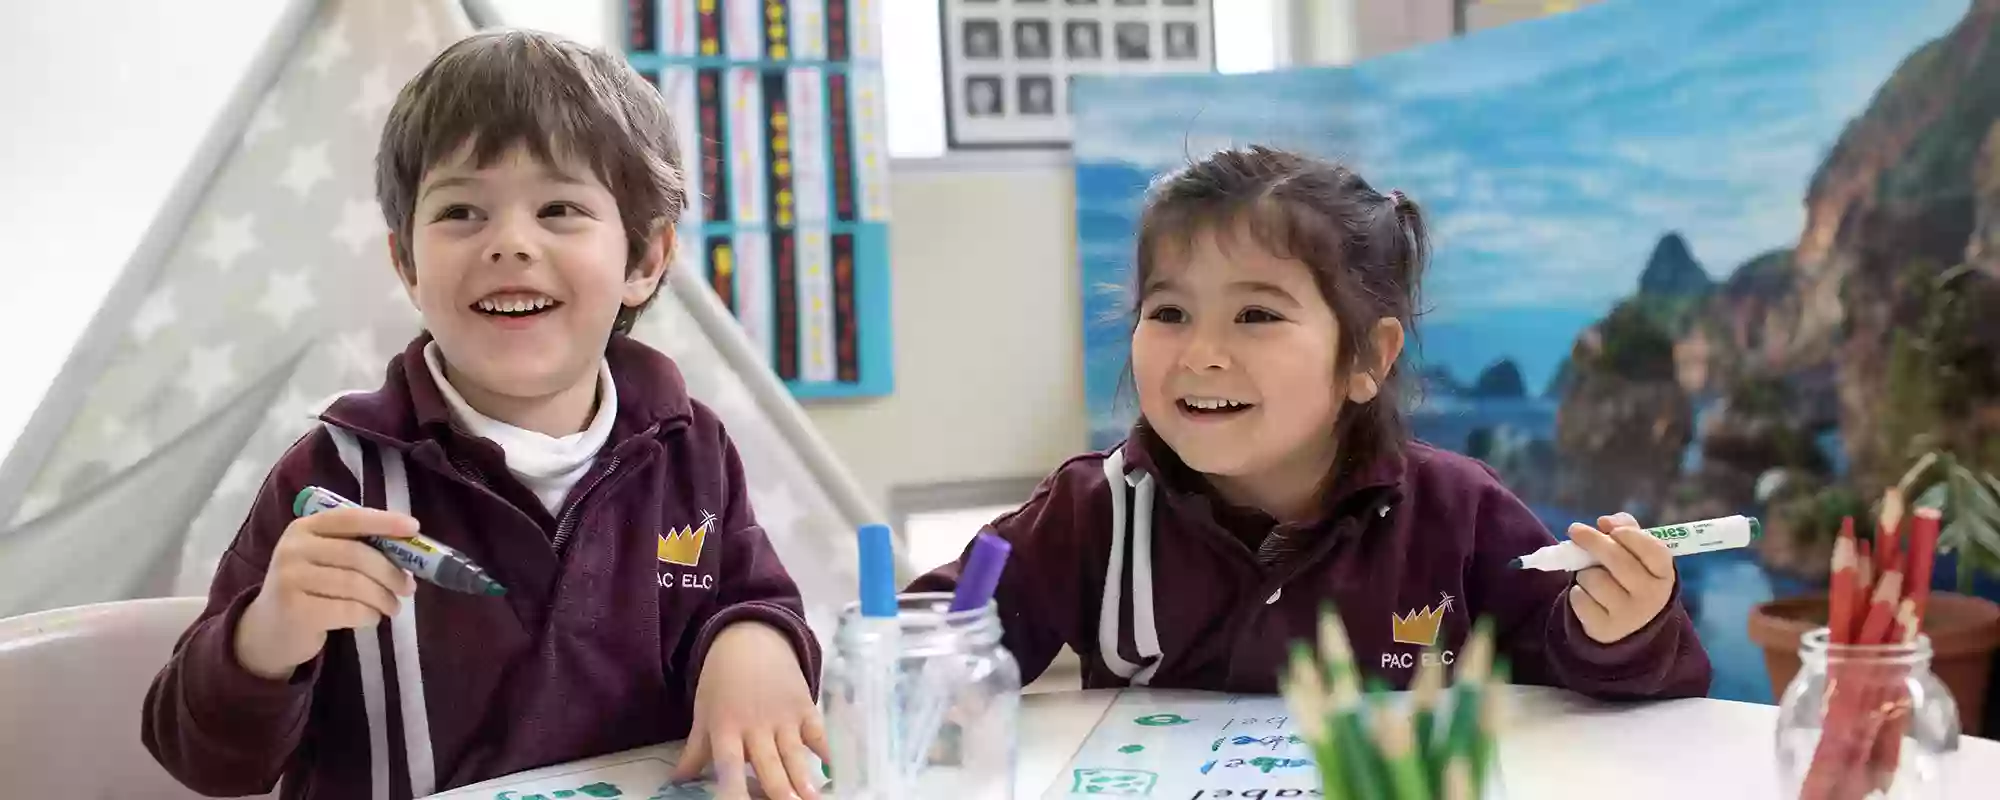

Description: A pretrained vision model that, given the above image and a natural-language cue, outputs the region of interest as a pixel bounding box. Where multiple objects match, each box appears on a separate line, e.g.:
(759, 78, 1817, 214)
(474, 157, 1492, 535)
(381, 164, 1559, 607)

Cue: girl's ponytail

(1385, 189, 1430, 310)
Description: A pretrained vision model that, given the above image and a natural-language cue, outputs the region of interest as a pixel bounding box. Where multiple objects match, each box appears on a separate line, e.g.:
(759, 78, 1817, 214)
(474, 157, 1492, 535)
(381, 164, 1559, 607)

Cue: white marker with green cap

(1512, 514, 1762, 572)
(294, 485, 506, 596)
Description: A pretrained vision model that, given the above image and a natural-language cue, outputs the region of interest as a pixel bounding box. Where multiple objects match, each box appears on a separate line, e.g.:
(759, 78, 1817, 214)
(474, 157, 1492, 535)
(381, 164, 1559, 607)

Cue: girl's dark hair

(1132, 145, 1429, 485)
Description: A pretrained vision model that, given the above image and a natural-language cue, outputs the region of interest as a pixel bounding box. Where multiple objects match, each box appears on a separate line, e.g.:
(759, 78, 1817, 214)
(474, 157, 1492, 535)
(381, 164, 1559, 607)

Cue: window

(883, 0, 1285, 159)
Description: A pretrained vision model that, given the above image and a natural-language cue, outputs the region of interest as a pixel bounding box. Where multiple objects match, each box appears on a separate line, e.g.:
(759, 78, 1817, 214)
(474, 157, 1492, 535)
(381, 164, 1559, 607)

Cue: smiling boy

(144, 30, 826, 800)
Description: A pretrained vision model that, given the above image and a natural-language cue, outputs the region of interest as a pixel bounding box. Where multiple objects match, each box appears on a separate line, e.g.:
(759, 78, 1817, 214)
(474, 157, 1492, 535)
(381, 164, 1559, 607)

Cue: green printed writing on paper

(1071, 767, 1159, 795)
(1211, 734, 1305, 751)
(498, 782, 622, 800)
(1133, 713, 1193, 727)
(1217, 716, 1289, 732)
(646, 783, 715, 800)
(1186, 790, 1323, 798)
(1199, 757, 1315, 775)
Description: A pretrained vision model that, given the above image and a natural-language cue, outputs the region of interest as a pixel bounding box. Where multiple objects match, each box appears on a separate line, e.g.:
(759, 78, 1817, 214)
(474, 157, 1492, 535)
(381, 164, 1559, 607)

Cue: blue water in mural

(1409, 396, 1803, 703)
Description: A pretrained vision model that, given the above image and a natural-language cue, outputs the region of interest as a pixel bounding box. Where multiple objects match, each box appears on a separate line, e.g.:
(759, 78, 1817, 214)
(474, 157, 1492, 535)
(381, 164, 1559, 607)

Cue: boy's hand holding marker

(1561, 513, 1677, 644)
(234, 501, 420, 681)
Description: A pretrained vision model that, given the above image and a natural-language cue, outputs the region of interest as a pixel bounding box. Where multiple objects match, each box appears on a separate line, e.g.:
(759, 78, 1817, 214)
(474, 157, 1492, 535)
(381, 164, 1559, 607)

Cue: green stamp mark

(1118, 744, 1145, 754)
(1132, 713, 1192, 727)
(1071, 768, 1158, 795)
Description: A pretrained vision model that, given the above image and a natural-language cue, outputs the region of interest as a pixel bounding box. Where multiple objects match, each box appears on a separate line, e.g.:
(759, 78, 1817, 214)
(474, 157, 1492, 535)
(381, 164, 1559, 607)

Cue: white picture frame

(941, 0, 1216, 150)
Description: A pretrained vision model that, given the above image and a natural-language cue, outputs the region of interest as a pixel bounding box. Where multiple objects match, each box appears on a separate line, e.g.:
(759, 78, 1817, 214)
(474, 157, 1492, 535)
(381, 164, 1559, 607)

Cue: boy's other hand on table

(673, 621, 828, 800)
(1566, 512, 1676, 644)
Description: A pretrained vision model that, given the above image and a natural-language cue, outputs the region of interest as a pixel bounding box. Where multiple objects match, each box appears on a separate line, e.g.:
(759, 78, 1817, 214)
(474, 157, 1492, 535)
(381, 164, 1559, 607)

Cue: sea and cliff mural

(1071, 0, 2000, 704)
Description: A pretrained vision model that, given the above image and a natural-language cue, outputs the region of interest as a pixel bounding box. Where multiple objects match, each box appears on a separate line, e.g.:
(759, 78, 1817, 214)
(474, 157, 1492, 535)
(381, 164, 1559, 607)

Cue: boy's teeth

(477, 294, 555, 313)
(1185, 398, 1247, 410)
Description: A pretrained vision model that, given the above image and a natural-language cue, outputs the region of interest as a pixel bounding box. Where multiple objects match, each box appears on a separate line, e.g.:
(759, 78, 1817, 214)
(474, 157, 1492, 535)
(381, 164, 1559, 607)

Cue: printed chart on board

(1044, 691, 1321, 799)
(624, 0, 895, 400)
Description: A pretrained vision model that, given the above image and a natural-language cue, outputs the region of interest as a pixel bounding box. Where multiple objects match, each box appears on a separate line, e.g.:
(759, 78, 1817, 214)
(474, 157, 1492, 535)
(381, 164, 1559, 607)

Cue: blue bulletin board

(624, 0, 894, 400)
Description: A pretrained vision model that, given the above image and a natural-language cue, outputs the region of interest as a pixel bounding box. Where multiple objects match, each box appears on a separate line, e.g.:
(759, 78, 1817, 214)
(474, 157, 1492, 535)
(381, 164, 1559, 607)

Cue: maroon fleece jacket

(142, 333, 819, 799)
(910, 426, 1711, 699)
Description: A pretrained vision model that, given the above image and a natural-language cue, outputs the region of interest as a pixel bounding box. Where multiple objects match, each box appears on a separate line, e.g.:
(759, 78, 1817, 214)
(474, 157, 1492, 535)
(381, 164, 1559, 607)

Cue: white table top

(1022, 687, 2000, 800)
(431, 687, 2000, 799)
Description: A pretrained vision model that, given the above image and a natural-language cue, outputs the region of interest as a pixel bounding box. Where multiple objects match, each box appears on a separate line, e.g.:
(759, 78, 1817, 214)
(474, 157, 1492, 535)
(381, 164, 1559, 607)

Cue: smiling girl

(909, 146, 1712, 699)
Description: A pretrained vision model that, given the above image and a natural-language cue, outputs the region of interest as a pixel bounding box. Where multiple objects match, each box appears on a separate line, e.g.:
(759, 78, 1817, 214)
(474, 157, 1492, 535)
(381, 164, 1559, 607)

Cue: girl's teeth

(1185, 398, 1246, 410)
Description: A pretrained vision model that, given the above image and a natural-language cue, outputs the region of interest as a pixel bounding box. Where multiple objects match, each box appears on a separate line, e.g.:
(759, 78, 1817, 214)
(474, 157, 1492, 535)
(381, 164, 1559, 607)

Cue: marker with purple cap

(902, 529, 1014, 779)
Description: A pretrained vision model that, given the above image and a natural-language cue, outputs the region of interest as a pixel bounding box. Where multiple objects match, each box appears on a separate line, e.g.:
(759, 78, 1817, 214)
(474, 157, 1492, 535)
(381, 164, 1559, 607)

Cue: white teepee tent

(0, 0, 893, 650)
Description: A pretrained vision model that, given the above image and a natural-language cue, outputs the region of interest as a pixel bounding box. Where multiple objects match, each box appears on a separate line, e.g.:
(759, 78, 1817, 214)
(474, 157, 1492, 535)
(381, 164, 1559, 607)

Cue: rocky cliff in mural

(1550, 234, 1710, 517)
(1555, 0, 2000, 573)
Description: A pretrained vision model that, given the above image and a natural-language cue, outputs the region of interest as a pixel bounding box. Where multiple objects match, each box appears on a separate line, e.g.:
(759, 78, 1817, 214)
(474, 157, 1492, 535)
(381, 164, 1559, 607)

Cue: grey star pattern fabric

(10, 0, 451, 540)
(0, 0, 880, 635)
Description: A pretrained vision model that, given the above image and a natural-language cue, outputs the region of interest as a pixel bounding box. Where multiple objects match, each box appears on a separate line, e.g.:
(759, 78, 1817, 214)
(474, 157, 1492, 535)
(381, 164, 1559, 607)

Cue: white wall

(805, 159, 1089, 514)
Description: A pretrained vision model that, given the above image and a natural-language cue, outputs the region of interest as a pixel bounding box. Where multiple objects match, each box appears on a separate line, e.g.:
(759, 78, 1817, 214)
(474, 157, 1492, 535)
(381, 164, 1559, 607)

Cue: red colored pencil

(1877, 488, 1905, 576)
(1829, 528, 1859, 645)
(1857, 539, 1874, 596)
(1807, 574, 1903, 800)
(1907, 508, 1940, 620)
(1855, 571, 1904, 646)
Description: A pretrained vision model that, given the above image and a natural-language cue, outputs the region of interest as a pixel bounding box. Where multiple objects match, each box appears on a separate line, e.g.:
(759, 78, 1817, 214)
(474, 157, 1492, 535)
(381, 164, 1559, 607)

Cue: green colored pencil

(1440, 752, 1475, 800)
(1282, 644, 1348, 794)
(1331, 670, 1389, 800)
(1318, 603, 1356, 690)
(1409, 648, 1446, 795)
(1280, 608, 1511, 800)
(1374, 705, 1430, 800)
(1441, 619, 1494, 773)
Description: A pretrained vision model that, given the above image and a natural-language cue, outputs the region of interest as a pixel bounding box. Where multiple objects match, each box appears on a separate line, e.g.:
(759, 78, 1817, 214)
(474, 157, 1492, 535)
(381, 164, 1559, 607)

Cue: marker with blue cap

(854, 523, 903, 799)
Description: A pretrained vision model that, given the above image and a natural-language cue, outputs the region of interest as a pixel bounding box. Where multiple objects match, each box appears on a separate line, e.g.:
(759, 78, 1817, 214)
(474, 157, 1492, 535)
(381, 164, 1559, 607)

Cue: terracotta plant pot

(1748, 592, 2000, 735)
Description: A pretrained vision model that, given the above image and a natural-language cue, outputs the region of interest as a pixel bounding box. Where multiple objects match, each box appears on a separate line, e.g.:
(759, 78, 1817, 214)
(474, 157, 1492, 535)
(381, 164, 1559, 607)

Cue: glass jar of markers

(824, 592, 1021, 800)
(1774, 628, 1960, 799)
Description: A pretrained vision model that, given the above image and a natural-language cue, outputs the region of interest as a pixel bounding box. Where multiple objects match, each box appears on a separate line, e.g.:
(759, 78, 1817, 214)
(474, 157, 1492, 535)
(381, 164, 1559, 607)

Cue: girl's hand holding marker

(1515, 513, 1757, 644)
(1559, 514, 1679, 645)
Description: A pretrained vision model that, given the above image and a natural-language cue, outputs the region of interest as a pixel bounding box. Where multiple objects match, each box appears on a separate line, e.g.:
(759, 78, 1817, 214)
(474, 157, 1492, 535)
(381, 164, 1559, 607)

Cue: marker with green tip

(1511, 515, 1761, 571)
(294, 486, 507, 597)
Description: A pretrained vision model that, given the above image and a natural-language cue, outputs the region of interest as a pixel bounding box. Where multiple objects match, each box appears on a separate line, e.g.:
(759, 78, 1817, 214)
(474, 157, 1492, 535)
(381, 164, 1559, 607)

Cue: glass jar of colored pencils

(1775, 628, 1961, 799)
(824, 592, 1021, 800)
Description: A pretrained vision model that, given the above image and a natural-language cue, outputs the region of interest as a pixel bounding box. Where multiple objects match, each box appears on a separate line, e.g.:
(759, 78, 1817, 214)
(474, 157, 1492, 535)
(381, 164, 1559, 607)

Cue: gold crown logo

(658, 511, 715, 567)
(1390, 592, 1455, 647)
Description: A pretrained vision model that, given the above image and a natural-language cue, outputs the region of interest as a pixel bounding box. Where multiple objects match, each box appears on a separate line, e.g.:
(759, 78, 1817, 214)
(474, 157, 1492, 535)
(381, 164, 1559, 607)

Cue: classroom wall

(804, 158, 1090, 515)
(0, 0, 1495, 527)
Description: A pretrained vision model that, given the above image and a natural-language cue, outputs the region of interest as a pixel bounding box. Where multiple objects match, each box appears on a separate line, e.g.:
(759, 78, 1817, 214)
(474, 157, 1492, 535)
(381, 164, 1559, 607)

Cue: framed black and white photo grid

(940, 0, 1215, 149)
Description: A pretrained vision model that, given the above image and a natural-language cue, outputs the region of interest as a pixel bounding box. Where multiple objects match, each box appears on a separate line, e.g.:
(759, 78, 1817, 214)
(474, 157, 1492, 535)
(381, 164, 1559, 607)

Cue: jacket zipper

(1220, 494, 1395, 688)
(551, 456, 622, 554)
(547, 421, 662, 554)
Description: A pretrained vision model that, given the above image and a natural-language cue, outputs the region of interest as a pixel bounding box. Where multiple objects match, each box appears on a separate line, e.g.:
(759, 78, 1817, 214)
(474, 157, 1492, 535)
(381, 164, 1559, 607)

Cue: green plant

(1895, 451, 2000, 593)
(1776, 483, 1875, 549)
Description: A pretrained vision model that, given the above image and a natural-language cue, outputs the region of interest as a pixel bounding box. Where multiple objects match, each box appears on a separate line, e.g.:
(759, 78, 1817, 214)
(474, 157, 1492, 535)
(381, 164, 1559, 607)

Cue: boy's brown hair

(375, 29, 686, 334)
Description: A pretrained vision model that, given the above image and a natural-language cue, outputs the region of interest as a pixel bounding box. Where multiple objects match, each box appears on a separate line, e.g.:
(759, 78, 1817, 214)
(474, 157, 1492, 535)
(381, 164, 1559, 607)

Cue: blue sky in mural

(1072, 0, 1968, 443)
